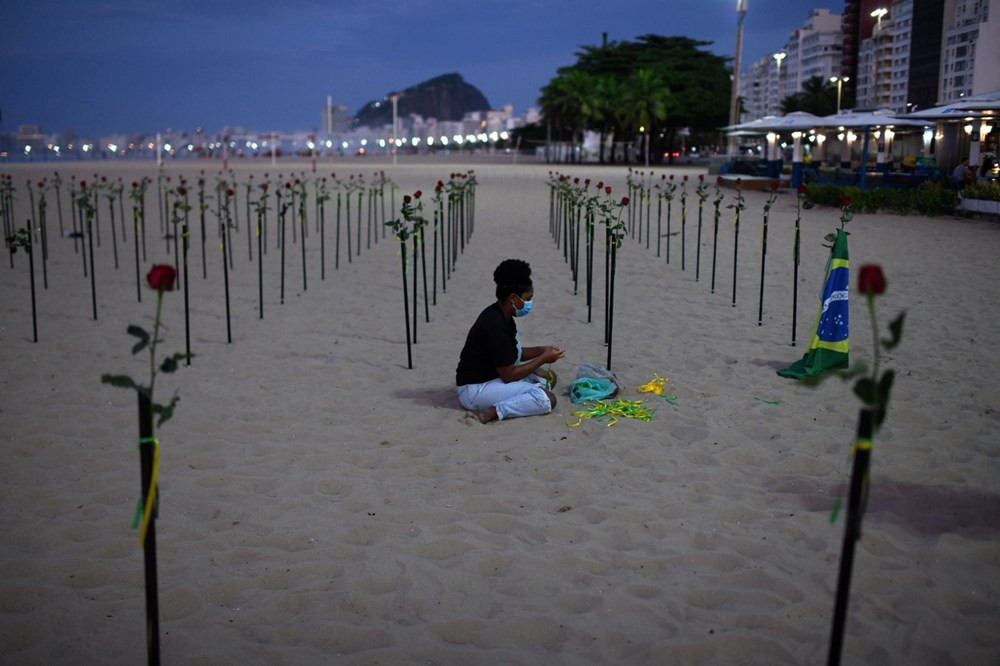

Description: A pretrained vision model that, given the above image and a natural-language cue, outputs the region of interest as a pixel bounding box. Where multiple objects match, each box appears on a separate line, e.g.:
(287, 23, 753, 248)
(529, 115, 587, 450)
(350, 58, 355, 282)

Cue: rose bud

(596, 181, 603, 189)
(37, 181, 44, 188)
(669, 175, 674, 180)
(226, 188, 235, 197)
(585, 178, 590, 185)
(437, 180, 444, 188)
(840, 196, 851, 207)
(261, 183, 269, 191)
(621, 196, 630, 206)
(132, 181, 138, 188)
(683, 175, 688, 181)
(177, 186, 187, 196)
(80, 181, 87, 188)
(146, 264, 177, 291)
(858, 264, 886, 295)
(285, 183, 291, 189)
(574, 177, 579, 184)
(403, 195, 412, 204)
(198, 179, 204, 186)
(770, 181, 779, 191)
(736, 178, 742, 185)
(101, 176, 107, 183)
(797, 183, 806, 194)
(717, 175, 724, 184)
(414, 190, 422, 199)
(699, 174, 704, 181)
(605, 186, 612, 194)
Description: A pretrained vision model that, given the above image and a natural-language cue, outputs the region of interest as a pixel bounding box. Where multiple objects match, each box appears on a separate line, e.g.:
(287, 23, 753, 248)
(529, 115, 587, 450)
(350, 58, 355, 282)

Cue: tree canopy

(537, 35, 732, 163)
(780, 76, 838, 117)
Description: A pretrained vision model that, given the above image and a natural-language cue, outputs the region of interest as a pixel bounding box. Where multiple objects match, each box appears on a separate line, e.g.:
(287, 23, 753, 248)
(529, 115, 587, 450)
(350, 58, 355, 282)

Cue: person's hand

(541, 346, 564, 363)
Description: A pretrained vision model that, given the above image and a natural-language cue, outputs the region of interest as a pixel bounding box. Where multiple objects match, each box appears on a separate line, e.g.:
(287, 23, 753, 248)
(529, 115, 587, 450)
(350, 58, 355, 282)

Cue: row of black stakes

(547, 170, 804, 352)
(395, 174, 478, 370)
(2, 171, 401, 353)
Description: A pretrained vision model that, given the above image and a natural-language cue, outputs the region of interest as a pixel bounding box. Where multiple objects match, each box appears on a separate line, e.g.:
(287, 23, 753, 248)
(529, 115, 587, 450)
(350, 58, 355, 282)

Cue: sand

(1, 157, 998, 665)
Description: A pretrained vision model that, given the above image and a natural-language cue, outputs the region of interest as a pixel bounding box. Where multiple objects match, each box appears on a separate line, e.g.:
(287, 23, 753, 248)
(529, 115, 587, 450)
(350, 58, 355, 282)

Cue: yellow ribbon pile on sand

(636, 374, 668, 395)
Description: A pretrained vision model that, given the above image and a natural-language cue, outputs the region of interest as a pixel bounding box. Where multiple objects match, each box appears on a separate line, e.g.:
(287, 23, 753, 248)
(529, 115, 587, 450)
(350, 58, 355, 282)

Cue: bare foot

(466, 407, 498, 423)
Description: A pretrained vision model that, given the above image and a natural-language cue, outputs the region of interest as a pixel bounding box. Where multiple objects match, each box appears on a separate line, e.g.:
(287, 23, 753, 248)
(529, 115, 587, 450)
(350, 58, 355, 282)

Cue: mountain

(353, 73, 491, 127)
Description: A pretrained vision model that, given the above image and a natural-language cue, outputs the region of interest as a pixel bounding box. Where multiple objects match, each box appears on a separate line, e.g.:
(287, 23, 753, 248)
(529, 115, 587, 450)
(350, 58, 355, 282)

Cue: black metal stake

(182, 224, 191, 363)
(137, 393, 161, 666)
(828, 408, 874, 666)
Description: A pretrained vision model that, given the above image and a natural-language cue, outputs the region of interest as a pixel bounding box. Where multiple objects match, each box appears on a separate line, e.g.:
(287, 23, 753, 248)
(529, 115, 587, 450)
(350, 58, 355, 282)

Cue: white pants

(457, 375, 551, 420)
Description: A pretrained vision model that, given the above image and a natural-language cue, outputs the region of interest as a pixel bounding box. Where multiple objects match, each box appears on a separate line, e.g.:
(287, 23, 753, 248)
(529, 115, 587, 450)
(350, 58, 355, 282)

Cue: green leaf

(823, 233, 837, 243)
(127, 325, 150, 355)
(160, 352, 192, 373)
(882, 312, 906, 350)
(152, 394, 180, 428)
(101, 374, 138, 390)
(877, 370, 895, 413)
(853, 377, 875, 404)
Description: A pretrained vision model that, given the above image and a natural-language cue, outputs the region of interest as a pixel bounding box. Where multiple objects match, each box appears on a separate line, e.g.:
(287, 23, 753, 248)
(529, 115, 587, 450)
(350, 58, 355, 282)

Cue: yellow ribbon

(133, 436, 160, 548)
(637, 374, 668, 395)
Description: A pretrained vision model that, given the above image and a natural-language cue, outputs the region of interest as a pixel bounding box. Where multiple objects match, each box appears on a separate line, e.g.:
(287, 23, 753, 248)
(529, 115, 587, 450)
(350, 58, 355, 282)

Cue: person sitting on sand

(456, 258, 564, 423)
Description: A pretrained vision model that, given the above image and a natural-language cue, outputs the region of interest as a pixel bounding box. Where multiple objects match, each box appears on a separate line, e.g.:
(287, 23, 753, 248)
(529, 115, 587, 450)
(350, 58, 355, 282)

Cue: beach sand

(1, 158, 998, 664)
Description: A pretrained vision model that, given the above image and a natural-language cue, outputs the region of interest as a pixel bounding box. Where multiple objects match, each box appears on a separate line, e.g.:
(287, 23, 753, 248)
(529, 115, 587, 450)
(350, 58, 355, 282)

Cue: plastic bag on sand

(570, 364, 622, 404)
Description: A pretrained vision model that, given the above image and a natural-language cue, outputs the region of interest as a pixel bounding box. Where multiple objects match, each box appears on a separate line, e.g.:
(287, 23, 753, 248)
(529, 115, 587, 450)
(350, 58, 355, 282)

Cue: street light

(773, 52, 787, 113)
(870, 7, 888, 31)
(830, 76, 850, 113)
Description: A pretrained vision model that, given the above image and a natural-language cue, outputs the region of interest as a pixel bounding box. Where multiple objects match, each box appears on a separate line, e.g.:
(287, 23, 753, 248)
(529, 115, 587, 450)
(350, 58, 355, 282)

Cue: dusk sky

(3, 0, 841, 137)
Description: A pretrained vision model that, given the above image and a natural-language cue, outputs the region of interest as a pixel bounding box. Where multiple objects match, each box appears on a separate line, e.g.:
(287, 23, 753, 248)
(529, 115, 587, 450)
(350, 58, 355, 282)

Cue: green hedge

(963, 181, 1000, 202)
(804, 182, 958, 216)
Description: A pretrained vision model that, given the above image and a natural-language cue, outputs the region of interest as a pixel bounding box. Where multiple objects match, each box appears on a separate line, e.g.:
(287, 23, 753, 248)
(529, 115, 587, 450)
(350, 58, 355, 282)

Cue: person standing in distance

(456, 258, 564, 423)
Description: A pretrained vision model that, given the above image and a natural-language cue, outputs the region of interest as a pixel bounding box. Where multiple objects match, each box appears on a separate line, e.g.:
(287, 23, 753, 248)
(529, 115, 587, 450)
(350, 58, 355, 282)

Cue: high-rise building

(939, 0, 1000, 101)
(738, 8, 843, 121)
(907, 0, 946, 109)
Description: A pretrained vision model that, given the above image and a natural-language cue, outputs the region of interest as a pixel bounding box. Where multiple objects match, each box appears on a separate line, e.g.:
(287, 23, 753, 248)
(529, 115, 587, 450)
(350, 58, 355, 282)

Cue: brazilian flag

(778, 228, 849, 379)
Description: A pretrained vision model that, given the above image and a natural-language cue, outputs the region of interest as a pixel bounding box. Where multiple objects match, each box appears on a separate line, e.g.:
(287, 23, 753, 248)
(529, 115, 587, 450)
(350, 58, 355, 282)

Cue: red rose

(414, 190, 422, 199)
(716, 175, 724, 184)
(857, 264, 886, 295)
(605, 186, 612, 194)
(621, 196, 630, 206)
(584, 178, 590, 185)
(574, 177, 579, 184)
(226, 188, 234, 197)
(295, 179, 301, 185)
(840, 196, 851, 207)
(177, 186, 187, 196)
(683, 175, 688, 181)
(37, 181, 44, 188)
(797, 183, 806, 194)
(80, 180, 87, 189)
(403, 194, 412, 204)
(132, 181, 138, 188)
(437, 180, 444, 188)
(669, 175, 674, 180)
(285, 182, 291, 189)
(146, 264, 176, 291)
(101, 176, 107, 183)
(699, 174, 704, 181)
(596, 181, 604, 189)
(435, 183, 443, 192)
(736, 178, 742, 185)
(198, 179, 204, 186)
(770, 181, 779, 191)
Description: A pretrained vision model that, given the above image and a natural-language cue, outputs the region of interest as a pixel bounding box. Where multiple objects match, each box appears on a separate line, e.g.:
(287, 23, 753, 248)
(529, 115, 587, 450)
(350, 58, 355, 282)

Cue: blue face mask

(513, 294, 533, 317)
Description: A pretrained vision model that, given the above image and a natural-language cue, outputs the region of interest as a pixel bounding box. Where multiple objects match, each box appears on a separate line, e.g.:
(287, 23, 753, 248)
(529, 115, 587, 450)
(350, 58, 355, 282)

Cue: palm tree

(539, 70, 599, 162)
(780, 75, 837, 116)
(626, 68, 670, 166)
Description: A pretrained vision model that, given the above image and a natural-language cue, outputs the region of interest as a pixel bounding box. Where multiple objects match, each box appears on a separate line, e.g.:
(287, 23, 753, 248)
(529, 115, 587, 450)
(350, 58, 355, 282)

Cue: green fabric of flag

(778, 228, 850, 379)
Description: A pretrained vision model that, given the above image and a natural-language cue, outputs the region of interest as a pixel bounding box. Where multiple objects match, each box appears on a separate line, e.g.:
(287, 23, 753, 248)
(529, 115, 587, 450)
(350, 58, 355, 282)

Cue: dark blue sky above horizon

(3, 0, 840, 137)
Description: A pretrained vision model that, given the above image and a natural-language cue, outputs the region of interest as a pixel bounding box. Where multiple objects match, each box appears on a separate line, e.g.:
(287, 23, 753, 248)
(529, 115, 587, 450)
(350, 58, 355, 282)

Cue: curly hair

(493, 258, 532, 300)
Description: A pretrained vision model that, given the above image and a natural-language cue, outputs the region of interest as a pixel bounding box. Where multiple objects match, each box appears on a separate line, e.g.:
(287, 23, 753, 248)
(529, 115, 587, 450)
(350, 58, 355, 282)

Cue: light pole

(773, 52, 786, 114)
(727, 0, 748, 154)
(870, 8, 888, 107)
(830, 76, 850, 113)
(391, 94, 399, 166)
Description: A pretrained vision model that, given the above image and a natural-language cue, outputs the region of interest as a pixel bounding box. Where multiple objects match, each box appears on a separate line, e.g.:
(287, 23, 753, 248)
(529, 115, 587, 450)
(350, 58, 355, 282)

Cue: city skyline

(4, 0, 837, 136)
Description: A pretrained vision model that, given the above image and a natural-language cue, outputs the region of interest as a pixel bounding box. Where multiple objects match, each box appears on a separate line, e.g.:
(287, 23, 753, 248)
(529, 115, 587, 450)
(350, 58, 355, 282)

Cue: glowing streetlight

(773, 52, 787, 111)
(870, 7, 888, 31)
(830, 76, 850, 113)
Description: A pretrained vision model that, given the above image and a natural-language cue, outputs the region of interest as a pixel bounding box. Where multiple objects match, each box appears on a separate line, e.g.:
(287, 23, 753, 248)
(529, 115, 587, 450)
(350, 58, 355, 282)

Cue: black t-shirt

(456, 302, 518, 386)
